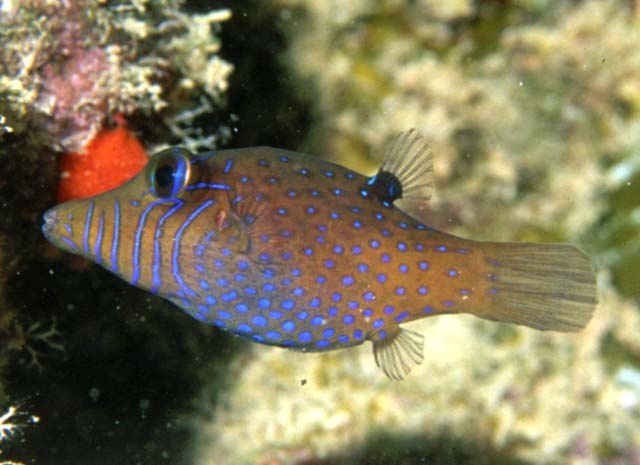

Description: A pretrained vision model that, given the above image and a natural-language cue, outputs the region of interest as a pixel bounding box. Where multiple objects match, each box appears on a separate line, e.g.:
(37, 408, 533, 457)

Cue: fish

(42, 129, 597, 380)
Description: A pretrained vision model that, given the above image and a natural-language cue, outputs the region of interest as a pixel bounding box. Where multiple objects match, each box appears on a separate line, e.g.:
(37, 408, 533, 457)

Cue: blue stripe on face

(132, 200, 168, 286)
(111, 200, 121, 273)
(94, 210, 104, 264)
(152, 200, 184, 291)
(184, 183, 231, 191)
(61, 236, 79, 251)
(172, 199, 215, 297)
(223, 158, 233, 174)
(82, 201, 95, 254)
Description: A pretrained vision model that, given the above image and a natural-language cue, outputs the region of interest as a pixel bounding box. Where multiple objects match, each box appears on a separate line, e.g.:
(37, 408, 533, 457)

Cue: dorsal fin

(367, 129, 434, 216)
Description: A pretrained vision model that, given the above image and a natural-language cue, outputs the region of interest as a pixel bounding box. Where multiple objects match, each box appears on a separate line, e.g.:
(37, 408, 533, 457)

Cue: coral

(0, 0, 233, 152)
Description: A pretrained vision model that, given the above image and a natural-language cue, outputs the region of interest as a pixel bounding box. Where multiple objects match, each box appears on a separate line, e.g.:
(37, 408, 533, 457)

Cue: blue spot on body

(221, 291, 238, 302)
(310, 315, 324, 326)
(341, 275, 354, 286)
(298, 331, 313, 343)
(281, 299, 295, 310)
(323, 328, 335, 338)
(251, 315, 268, 327)
(282, 320, 296, 332)
(258, 298, 271, 309)
(266, 330, 281, 339)
(237, 323, 252, 333)
(235, 303, 249, 312)
(343, 315, 355, 325)
(269, 310, 283, 319)
(373, 318, 384, 329)
(395, 311, 409, 322)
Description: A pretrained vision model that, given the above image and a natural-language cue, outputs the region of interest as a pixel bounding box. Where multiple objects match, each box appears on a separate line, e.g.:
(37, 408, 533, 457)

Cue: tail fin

(479, 242, 597, 331)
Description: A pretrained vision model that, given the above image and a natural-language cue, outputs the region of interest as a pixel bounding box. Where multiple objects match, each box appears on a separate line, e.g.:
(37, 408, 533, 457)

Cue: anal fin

(372, 327, 424, 381)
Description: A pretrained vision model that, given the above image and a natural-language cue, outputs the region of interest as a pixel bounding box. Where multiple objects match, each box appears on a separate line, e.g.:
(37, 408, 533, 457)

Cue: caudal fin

(478, 242, 597, 331)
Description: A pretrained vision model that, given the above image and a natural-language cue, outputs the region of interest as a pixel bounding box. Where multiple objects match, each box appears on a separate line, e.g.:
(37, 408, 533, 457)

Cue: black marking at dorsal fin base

(367, 129, 434, 214)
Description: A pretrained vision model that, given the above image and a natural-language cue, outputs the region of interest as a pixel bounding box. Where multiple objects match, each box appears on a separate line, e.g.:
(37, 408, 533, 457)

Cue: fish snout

(41, 208, 60, 239)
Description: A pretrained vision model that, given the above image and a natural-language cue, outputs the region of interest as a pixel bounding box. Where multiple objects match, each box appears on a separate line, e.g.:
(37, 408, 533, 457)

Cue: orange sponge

(57, 118, 148, 202)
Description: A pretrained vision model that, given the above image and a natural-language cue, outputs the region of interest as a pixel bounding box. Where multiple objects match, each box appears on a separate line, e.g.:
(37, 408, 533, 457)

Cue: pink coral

(38, 46, 112, 151)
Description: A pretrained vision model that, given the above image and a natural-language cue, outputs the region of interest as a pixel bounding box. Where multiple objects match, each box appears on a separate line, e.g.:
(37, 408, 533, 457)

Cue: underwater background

(0, 1, 638, 464)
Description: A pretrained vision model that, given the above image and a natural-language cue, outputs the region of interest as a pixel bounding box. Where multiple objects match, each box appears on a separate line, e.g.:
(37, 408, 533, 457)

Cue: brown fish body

(42, 131, 597, 379)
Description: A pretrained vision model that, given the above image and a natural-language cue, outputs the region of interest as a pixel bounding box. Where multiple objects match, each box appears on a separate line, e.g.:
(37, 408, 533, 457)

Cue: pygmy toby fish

(42, 130, 597, 380)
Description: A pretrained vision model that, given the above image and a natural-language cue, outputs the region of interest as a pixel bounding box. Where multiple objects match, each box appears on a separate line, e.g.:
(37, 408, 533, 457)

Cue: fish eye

(148, 147, 192, 198)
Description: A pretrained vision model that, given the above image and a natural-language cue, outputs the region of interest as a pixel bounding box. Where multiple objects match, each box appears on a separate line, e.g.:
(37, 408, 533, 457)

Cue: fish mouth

(41, 208, 59, 239)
